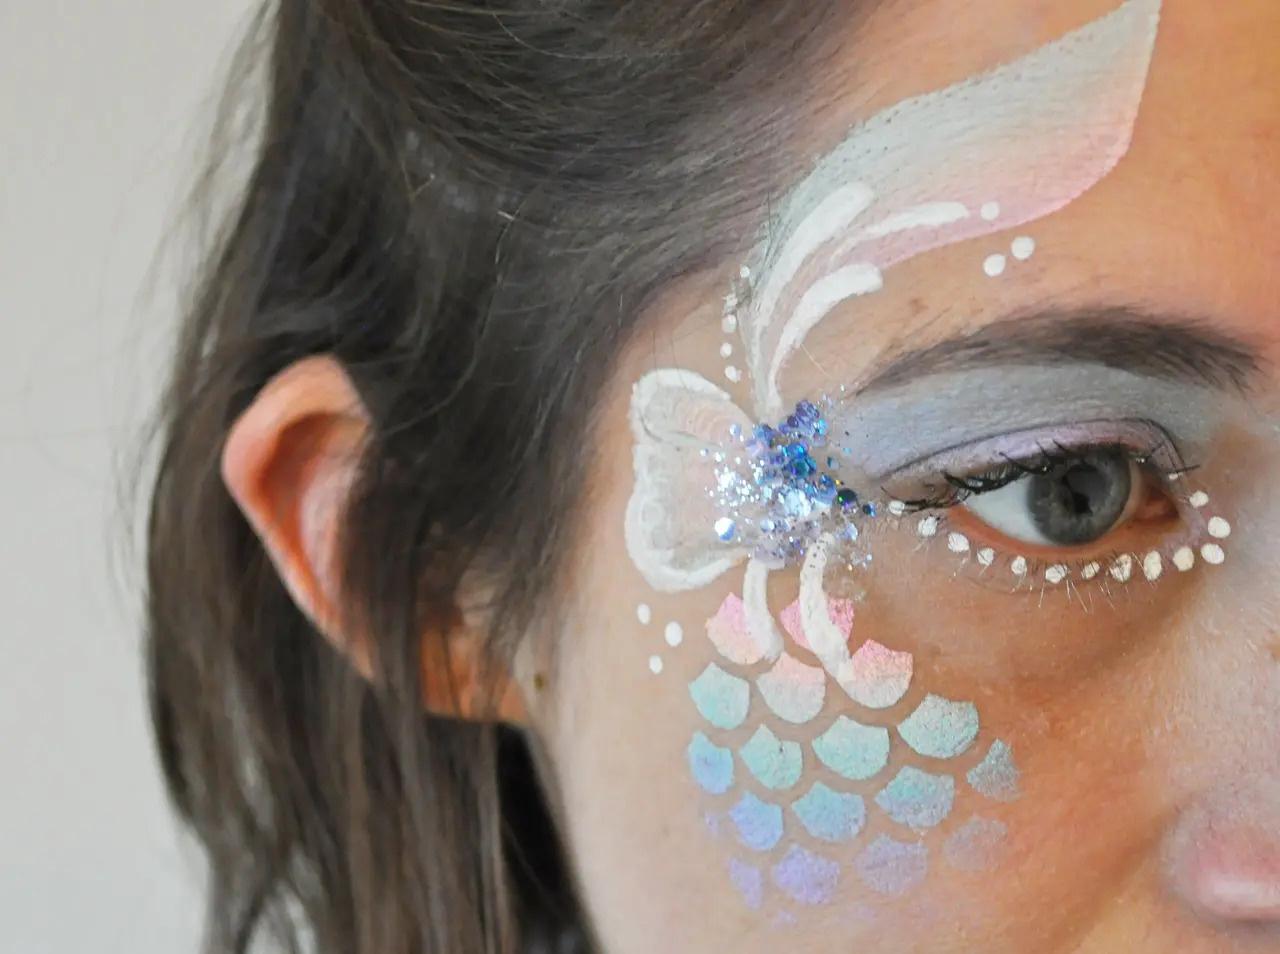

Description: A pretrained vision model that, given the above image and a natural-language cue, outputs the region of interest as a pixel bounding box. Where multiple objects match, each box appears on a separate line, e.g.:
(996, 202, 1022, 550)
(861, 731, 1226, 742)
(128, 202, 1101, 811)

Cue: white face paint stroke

(743, 559, 785, 661)
(798, 534, 852, 667)
(625, 369, 752, 591)
(747, 183, 876, 376)
(739, 0, 1162, 416)
(765, 263, 885, 413)
(860, 201, 971, 239)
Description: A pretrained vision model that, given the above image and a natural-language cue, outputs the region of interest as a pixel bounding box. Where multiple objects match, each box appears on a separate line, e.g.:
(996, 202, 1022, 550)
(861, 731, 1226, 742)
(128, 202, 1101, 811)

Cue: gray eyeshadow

(827, 364, 1220, 480)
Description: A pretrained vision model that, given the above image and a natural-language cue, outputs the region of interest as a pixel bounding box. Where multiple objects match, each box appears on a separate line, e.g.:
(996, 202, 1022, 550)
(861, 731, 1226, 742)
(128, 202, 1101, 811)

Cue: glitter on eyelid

(688, 732, 735, 795)
(854, 835, 929, 896)
(792, 783, 867, 843)
(772, 846, 841, 906)
(729, 792, 784, 852)
(757, 653, 827, 725)
(739, 726, 804, 791)
(689, 664, 751, 729)
(813, 715, 892, 780)
(875, 766, 956, 830)
(899, 694, 980, 759)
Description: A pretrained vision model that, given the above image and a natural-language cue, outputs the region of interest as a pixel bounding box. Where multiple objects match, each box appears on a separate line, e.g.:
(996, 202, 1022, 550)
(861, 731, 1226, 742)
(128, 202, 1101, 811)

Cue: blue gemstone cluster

(707, 397, 873, 565)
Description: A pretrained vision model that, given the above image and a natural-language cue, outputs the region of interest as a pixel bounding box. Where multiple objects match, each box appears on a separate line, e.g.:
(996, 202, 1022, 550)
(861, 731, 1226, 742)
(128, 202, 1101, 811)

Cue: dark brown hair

(145, 2, 840, 951)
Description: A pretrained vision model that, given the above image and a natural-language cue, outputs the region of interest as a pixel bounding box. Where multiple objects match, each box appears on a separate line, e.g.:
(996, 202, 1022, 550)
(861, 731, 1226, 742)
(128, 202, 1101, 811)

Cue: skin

(223, 0, 1280, 950)
(541, 1, 1280, 951)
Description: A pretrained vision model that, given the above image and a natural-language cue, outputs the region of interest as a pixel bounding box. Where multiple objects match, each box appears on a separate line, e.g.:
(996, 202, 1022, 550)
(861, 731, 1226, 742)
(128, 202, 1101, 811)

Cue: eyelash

(885, 451, 1230, 593)
(892, 440, 1190, 512)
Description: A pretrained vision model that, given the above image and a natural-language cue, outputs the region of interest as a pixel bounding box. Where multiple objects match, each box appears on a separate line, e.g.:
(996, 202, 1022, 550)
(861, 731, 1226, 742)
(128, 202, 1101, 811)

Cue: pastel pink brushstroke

(781, 596, 913, 709)
(746, 0, 1163, 415)
(780, 597, 856, 653)
(706, 593, 767, 665)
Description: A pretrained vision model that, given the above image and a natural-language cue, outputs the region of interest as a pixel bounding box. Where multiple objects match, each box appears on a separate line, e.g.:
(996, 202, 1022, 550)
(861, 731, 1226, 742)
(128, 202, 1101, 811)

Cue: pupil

(1027, 450, 1132, 545)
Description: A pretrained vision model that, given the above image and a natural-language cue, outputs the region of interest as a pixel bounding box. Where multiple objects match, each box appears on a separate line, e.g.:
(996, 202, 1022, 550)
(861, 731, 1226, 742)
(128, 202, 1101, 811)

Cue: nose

(1165, 778, 1280, 924)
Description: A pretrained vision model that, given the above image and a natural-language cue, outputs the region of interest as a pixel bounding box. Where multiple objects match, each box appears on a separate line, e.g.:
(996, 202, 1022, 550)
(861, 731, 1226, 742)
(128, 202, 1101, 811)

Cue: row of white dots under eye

(901, 492, 1231, 587)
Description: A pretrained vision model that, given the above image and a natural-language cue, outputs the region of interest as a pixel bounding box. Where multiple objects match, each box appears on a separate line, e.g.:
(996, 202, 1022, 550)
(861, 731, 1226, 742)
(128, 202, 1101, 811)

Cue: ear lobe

(220, 355, 530, 725)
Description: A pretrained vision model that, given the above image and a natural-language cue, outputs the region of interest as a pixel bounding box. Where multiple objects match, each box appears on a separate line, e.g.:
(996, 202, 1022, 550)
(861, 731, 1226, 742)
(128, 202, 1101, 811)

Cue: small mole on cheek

(533, 672, 547, 692)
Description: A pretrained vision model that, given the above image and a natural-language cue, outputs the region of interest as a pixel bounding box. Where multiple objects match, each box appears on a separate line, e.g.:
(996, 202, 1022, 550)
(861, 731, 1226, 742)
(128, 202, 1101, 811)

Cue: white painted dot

(1201, 543, 1226, 566)
(980, 201, 1001, 221)
(1142, 551, 1163, 582)
(1190, 491, 1210, 509)
(1173, 547, 1196, 572)
(1011, 236, 1037, 260)
(1207, 517, 1232, 539)
(721, 313, 738, 334)
(983, 253, 1007, 277)
(1081, 561, 1101, 581)
(739, 265, 752, 279)
(1110, 554, 1134, 583)
(1045, 564, 1068, 585)
(976, 547, 996, 567)
(637, 603, 652, 625)
(719, 342, 733, 358)
(917, 516, 940, 538)
(724, 365, 742, 383)
(1010, 556, 1028, 578)
(888, 500, 908, 517)
(947, 532, 970, 554)
(664, 621, 684, 648)
(648, 655, 663, 675)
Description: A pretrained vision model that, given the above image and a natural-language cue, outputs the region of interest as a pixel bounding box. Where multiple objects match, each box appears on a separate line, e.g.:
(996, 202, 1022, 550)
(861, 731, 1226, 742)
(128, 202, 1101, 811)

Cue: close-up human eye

(22, 1, 1279, 953)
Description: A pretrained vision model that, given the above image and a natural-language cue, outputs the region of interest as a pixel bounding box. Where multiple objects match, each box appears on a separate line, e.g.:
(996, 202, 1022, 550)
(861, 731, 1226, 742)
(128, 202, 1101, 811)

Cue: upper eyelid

(878, 419, 1187, 487)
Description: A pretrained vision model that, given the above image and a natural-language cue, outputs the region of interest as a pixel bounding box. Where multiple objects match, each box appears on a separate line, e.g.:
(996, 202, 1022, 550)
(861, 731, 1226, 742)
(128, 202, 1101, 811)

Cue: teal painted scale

(686, 591, 1021, 909)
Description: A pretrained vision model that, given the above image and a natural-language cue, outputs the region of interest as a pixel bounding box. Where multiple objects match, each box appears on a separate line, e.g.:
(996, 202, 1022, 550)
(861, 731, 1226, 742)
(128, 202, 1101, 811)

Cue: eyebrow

(861, 307, 1261, 394)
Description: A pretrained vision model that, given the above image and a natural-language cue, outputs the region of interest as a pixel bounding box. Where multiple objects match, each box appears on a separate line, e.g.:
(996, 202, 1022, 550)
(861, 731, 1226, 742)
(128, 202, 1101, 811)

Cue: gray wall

(2, 2, 256, 950)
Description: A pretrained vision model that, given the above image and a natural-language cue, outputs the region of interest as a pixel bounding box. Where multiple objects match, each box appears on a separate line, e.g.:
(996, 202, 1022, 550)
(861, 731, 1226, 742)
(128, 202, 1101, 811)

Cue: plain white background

(2, 2, 256, 950)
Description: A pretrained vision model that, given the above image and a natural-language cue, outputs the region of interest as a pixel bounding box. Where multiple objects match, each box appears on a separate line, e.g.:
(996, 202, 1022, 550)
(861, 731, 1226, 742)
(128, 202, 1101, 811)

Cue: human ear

(220, 355, 527, 723)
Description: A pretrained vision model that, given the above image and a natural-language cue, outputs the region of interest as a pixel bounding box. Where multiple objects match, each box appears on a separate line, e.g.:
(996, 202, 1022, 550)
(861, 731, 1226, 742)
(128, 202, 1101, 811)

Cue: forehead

(767, 0, 1280, 386)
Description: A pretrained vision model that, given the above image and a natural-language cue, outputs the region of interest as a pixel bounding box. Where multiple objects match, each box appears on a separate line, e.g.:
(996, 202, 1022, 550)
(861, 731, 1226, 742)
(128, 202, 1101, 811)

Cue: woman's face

(531, 1, 1280, 950)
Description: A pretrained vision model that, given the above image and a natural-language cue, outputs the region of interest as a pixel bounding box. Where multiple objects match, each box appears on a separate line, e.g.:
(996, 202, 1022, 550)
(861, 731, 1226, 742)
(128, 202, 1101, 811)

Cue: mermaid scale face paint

(608, 0, 1245, 922)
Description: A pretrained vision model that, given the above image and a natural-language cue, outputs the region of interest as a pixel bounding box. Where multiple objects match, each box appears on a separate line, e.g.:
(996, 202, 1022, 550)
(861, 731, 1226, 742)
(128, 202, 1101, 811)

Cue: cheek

(543, 538, 1174, 952)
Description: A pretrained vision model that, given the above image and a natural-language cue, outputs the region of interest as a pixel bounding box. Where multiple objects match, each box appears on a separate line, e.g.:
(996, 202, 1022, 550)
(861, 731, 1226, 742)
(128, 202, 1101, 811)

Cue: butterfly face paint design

(621, 0, 1223, 916)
